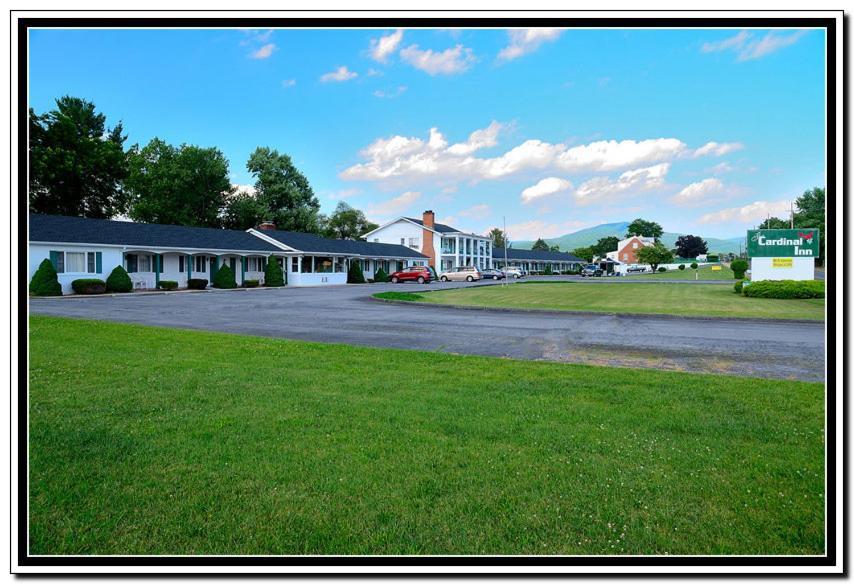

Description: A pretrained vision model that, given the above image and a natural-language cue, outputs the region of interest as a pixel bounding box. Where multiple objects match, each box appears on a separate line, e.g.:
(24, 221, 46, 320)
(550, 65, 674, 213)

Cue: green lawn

(29, 316, 824, 555)
(398, 282, 824, 320)
(631, 264, 737, 280)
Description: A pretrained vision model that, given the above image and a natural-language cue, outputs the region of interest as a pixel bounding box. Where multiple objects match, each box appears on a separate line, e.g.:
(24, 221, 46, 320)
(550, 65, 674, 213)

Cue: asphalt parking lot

(29, 278, 825, 381)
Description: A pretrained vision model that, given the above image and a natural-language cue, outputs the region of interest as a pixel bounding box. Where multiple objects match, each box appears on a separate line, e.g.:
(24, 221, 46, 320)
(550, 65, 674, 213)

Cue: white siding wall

(29, 244, 124, 295)
(367, 221, 423, 250)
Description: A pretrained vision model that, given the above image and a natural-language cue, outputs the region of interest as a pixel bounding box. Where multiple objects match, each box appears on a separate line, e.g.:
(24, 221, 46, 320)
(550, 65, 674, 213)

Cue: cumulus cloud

(708, 161, 734, 174)
(369, 29, 404, 63)
(574, 163, 670, 205)
(399, 44, 476, 75)
(446, 121, 504, 156)
(327, 188, 362, 200)
(230, 184, 257, 197)
(557, 138, 686, 172)
(697, 199, 791, 224)
(250, 43, 277, 59)
(366, 191, 421, 218)
(373, 86, 407, 99)
(521, 177, 573, 204)
(320, 66, 358, 83)
(497, 28, 563, 61)
(692, 141, 745, 158)
(671, 178, 724, 206)
(701, 29, 807, 61)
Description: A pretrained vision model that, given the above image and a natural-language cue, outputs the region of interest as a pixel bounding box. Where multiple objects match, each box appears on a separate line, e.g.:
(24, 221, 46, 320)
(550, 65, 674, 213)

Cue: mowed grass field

(404, 282, 824, 320)
(630, 265, 736, 280)
(29, 316, 824, 555)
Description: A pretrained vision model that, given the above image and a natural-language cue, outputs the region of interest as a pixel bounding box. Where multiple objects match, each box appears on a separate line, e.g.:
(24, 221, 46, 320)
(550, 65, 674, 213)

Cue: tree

(794, 187, 825, 263)
(264, 256, 285, 287)
(29, 259, 62, 296)
(488, 227, 507, 249)
(730, 258, 749, 279)
(347, 260, 366, 284)
(626, 218, 664, 240)
(247, 147, 321, 233)
(636, 242, 674, 272)
(212, 263, 237, 289)
(221, 190, 268, 231)
(531, 238, 550, 251)
(105, 265, 133, 293)
(549, 244, 561, 252)
(572, 246, 595, 262)
(759, 216, 790, 229)
(675, 235, 708, 259)
(29, 96, 128, 218)
(125, 138, 231, 228)
(592, 236, 619, 258)
(320, 202, 378, 240)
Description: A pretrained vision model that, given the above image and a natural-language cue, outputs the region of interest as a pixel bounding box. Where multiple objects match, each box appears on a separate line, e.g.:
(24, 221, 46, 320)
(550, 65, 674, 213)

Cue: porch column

(155, 254, 161, 287)
(241, 257, 247, 283)
(187, 254, 192, 279)
(311, 256, 315, 273)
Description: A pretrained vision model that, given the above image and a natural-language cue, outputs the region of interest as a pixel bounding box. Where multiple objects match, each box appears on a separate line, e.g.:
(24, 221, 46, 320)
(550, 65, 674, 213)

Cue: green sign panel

(747, 229, 820, 258)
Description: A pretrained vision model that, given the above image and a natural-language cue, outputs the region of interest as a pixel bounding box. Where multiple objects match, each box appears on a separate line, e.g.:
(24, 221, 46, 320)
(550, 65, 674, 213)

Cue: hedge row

(741, 279, 824, 299)
(71, 278, 106, 295)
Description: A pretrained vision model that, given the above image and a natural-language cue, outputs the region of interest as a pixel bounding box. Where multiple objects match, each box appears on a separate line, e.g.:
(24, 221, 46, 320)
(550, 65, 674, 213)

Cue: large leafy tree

(636, 242, 674, 271)
(488, 227, 507, 249)
(626, 218, 664, 240)
(674, 234, 708, 259)
(320, 202, 378, 240)
(592, 236, 619, 258)
(29, 96, 129, 218)
(794, 187, 826, 263)
(247, 147, 321, 233)
(758, 216, 790, 229)
(531, 238, 550, 251)
(221, 190, 268, 231)
(125, 138, 231, 227)
(572, 246, 595, 262)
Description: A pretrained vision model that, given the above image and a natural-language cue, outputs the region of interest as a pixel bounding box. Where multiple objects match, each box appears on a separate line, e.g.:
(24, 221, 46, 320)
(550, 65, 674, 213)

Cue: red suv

(390, 265, 432, 284)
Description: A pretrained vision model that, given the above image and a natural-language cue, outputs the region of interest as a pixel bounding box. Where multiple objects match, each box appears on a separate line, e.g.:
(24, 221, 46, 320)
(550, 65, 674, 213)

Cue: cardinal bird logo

(798, 231, 813, 241)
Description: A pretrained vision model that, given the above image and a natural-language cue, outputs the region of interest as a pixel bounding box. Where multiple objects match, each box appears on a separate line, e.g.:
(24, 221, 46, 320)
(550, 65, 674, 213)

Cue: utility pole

(503, 216, 509, 286)
(790, 201, 795, 228)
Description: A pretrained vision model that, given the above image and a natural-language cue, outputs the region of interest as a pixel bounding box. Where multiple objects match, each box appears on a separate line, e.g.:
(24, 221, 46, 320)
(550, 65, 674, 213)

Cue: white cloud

(497, 28, 563, 61)
(320, 66, 358, 83)
(366, 191, 421, 218)
(521, 177, 572, 204)
(693, 141, 745, 158)
(500, 219, 591, 242)
(250, 43, 277, 60)
(457, 204, 491, 220)
(230, 184, 257, 197)
(697, 199, 791, 225)
(328, 188, 361, 200)
(671, 178, 724, 206)
(708, 161, 734, 174)
(557, 138, 686, 172)
(366, 68, 384, 77)
(281, 79, 297, 88)
(399, 44, 476, 75)
(700, 30, 807, 61)
(373, 86, 408, 99)
(574, 163, 670, 205)
(369, 29, 404, 63)
(446, 121, 504, 155)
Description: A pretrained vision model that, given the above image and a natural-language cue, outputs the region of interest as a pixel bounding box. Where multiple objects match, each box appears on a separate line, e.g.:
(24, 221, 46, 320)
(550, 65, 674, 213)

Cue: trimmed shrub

(731, 259, 749, 279)
(71, 278, 106, 295)
(734, 279, 745, 294)
(264, 256, 284, 287)
(543, 265, 554, 275)
(347, 261, 366, 284)
(244, 279, 259, 288)
(158, 280, 178, 291)
(657, 266, 667, 272)
(105, 265, 133, 293)
(678, 264, 686, 271)
(29, 258, 62, 296)
(707, 254, 719, 262)
(213, 264, 237, 289)
(690, 262, 699, 270)
(374, 268, 389, 283)
(187, 278, 208, 290)
(742, 279, 824, 299)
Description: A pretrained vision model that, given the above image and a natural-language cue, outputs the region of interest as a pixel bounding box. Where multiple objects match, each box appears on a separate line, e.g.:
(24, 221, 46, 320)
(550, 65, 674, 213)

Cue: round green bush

(158, 280, 178, 291)
(213, 264, 237, 289)
(347, 260, 366, 284)
(264, 256, 284, 287)
(690, 262, 699, 270)
(105, 265, 133, 293)
(730, 259, 749, 279)
(374, 268, 389, 283)
(678, 264, 686, 271)
(741, 279, 824, 299)
(71, 278, 106, 295)
(187, 278, 208, 290)
(657, 266, 667, 272)
(29, 258, 62, 296)
(244, 279, 259, 288)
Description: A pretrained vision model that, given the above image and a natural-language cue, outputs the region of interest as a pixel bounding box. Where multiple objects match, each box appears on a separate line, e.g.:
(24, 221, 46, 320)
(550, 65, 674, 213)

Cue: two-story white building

(362, 210, 493, 272)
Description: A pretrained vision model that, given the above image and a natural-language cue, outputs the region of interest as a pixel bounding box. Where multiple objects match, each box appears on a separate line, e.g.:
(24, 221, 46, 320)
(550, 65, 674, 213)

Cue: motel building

(362, 210, 494, 272)
(29, 214, 427, 294)
(492, 247, 585, 273)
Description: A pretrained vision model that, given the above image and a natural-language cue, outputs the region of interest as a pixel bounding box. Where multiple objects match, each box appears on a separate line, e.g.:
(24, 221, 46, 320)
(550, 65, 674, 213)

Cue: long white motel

(28, 212, 585, 294)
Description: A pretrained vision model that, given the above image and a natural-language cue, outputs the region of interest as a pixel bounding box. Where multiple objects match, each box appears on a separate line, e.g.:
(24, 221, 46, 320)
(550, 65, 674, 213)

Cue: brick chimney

(421, 210, 436, 268)
(258, 221, 276, 231)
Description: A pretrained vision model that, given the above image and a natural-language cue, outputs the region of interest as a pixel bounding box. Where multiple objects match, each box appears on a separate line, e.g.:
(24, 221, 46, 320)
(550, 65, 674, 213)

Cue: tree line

(28, 96, 378, 239)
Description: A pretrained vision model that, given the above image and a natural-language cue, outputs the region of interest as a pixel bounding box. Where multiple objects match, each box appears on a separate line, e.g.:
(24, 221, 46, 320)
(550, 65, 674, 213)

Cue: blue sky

(28, 26, 825, 240)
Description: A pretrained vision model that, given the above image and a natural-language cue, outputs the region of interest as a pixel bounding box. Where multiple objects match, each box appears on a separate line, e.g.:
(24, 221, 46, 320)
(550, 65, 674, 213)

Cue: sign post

(746, 229, 819, 281)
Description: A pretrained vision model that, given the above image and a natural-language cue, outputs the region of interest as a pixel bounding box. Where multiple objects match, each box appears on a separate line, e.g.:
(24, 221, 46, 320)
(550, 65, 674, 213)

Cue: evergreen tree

(29, 259, 62, 296)
(264, 256, 285, 287)
(105, 265, 133, 293)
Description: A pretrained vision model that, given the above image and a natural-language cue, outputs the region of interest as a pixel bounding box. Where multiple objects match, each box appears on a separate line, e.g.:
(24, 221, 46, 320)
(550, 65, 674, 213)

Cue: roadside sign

(747, 229, 820, 258)
(772, 258, 794, 268)
(711, 266, 721, 271)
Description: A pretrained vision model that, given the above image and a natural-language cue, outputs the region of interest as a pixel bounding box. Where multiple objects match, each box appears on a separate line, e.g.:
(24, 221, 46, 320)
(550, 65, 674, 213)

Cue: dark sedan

(479, 268, 506, 280)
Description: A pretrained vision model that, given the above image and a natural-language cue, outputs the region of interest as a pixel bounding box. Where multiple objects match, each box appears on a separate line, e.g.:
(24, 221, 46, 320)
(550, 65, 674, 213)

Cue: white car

(503, 267, 525, 279)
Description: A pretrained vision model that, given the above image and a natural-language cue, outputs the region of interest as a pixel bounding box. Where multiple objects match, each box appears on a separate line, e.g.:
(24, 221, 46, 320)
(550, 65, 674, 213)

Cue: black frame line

(13, 11, 844, 575)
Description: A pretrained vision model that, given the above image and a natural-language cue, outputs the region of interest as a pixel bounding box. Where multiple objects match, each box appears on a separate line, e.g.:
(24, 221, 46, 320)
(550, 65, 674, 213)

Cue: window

(194, 256, 206, 273)
(408, 237, 419, 248)
(66, 252, 86, 273)
(374, 238, 379, 243)
(400, 238, 406, 245)
(291, 257, 299, 272)
(55, 252, 65, 273)
(622, 253, 627, 260)
(632, 242, 638, 249)
(179, 256, 185, 272)
(87, 252, 96, 273)
(247, 257, 263, 271)
(125, 254, 137, 273)
(301, 256, 314, 273)
(138, 255, 152, 272)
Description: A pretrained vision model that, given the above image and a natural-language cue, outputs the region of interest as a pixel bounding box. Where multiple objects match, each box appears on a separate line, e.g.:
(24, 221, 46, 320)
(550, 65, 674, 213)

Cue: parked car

(390, 265, 432, 284)
(503, 267, 525, 279)
(626, 265, 648, 273)
(580, 264, 604, 277)
(479, 268, 505, 280)
(439, 266, 481, 282)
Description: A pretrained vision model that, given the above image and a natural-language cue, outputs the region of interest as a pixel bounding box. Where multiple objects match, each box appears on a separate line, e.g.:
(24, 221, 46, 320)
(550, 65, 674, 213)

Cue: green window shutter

(95, 252, 102, 273)
(49, 251, 59, 271)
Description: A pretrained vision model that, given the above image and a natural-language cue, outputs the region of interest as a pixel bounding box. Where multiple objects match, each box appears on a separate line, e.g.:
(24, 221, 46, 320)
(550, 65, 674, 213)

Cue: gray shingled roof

(402, 217, 459, 234)
(30, 214, 280, 252)
(256, 229, 429, 258)
(492, 247, 585, 262)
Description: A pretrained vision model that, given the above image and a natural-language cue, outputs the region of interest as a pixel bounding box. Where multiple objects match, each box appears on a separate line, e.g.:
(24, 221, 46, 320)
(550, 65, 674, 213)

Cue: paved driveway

(29, 280, 825, 381)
